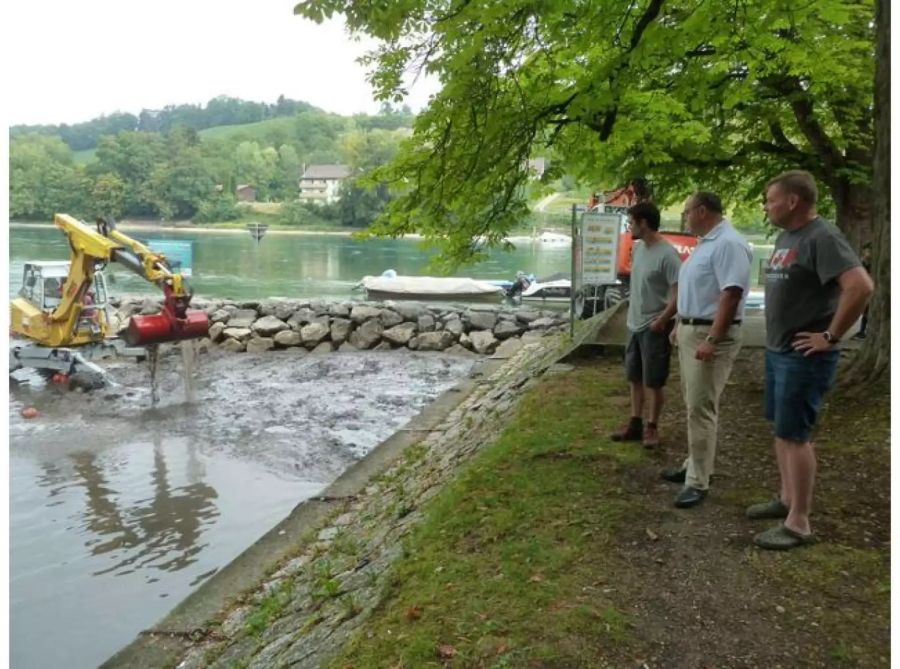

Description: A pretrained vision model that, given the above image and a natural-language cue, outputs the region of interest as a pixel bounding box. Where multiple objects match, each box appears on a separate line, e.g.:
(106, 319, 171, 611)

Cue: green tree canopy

(296, 0, 875, 266)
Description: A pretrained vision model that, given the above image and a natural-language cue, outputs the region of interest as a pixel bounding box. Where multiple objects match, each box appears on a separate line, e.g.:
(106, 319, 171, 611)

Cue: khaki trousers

(677, 323, 743, 490)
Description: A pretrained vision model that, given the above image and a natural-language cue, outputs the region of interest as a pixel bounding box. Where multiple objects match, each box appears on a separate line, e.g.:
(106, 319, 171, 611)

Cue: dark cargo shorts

(625, 326, 673, 388)
(765, 349, 840, 442)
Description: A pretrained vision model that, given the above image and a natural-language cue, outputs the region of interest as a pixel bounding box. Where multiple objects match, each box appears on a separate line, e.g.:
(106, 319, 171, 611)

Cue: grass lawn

(328, 352, 889, 668)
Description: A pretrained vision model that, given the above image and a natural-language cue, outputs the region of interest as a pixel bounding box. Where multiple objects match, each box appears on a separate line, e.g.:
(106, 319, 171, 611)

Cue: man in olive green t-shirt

(610, 202, 681, 448)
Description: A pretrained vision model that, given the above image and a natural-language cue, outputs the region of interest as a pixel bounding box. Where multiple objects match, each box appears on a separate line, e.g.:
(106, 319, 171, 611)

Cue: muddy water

(9, 349, 476, 669)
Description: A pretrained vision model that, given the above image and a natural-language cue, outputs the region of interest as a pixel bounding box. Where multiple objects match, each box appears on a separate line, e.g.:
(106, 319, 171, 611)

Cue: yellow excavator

(10, 214, 209, 387)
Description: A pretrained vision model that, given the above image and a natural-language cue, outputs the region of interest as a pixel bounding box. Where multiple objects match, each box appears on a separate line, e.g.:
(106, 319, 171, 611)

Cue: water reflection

(39, 441, 219, 577)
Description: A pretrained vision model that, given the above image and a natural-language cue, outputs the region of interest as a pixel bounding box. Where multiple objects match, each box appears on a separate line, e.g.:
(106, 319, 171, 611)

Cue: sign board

(145, 239, 194, 276)
(579, 212, 622, 285)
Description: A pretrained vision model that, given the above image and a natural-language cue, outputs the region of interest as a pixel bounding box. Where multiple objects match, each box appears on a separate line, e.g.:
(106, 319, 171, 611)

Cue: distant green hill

(197, 116, 302, 142)
(72, 148, 97, 165)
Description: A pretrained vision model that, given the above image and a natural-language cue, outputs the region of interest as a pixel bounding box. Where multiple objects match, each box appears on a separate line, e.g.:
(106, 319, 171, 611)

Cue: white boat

(358, 273, 506, 302)
(519, 274, 571, 303)
(536, 232, 572, 245)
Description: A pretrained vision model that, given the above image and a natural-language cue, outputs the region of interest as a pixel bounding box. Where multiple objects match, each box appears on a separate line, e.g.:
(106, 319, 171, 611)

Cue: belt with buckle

(679, 318, 741, 326)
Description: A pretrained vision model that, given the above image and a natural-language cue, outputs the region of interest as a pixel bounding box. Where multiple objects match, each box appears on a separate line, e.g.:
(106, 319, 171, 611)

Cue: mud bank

(10, 349, 479, 669)
(100, 331, 569, 669)
(111, 297, 569, 356)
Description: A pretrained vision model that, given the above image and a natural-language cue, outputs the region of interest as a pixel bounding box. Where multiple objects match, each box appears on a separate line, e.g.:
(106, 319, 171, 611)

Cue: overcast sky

(5, 0, 440, 126)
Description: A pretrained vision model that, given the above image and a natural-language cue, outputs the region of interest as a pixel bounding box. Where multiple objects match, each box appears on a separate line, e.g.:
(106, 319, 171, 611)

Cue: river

(8, 224, 773, 301)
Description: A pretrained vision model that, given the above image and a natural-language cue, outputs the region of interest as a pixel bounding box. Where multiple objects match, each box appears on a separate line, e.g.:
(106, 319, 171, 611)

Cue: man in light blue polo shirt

(661, 192, 752, 508)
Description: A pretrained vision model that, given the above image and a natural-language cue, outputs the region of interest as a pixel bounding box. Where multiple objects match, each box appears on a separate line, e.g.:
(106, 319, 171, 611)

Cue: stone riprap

(109, 297, 568, 355)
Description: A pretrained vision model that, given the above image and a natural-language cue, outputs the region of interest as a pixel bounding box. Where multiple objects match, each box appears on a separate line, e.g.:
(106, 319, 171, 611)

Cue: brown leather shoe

(610, 419, 643, 442)
(642, 424, 660, 448)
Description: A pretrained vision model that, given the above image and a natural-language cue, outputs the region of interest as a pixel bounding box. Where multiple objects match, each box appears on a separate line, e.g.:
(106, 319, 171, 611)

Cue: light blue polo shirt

(677, 220, 752, 320)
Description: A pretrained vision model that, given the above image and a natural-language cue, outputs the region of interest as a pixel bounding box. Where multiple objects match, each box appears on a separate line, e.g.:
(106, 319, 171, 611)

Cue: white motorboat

(357, 272, 506, 302)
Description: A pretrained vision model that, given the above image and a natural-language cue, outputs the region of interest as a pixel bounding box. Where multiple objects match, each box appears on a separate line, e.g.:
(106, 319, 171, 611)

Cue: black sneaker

(660, 467, 686, 483)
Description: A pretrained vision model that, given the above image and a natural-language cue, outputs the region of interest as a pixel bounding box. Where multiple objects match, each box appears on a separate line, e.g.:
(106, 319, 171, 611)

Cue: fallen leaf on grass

(645, 528, 659, 541)
(437, 644, 457, 659)
(529, 574, 545, 583)
(405, 606, 423, 621)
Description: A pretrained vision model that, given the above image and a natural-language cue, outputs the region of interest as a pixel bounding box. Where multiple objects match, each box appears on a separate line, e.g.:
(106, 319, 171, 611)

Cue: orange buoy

(21, 407, 39, 419)
(51, 373, 63, 384)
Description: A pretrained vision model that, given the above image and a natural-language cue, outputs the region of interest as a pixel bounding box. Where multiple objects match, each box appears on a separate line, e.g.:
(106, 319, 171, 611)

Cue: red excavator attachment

(123, 286, 209, 346)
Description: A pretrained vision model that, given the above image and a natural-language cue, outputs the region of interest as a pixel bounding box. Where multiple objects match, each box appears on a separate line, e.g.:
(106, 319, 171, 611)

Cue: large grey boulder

(380, 309, 404, 328)
(382, 323, 417, 346)
(416, 331, 455, 351)
(274, 330, 302, 347)
(417, 314, 436, 332)
(349, 319, 383, 349)
(529, 317, 557, 330)
(311, 341, 334, 354)
(446, 343, 477, 357)
(208, 322, 226, 342)
(220, 338, 245, 353)
(227, 309, 258, 329)
(275, 302, 297, 321)
(246, 337, 275, 354)
(373, 341, 393, 351)
(252, 315, 289, 336)
(330, 318, 353, 344)
(350, 305, 383, 324)
(467, 310, 497, 331)
(209, 309, 231, 324)
(494, 320, 526, 339)
(288, 308, 318, 330)
(222, 327, 253, 342)
(140, 298, 160, 315)
(301, 322, 330, 347)
(391, 302, 427, 321)
(257, 301, 279, 317)
(444, 318, 464, 336)
(469, 330, 499, 354)
(515, 310, 542, 323)
(329, 302, 352, 318)
(338, 342, 358, 352)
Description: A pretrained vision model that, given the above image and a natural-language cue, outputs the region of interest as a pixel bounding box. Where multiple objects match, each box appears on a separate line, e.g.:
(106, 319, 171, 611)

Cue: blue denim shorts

(765, 349, 840, 442)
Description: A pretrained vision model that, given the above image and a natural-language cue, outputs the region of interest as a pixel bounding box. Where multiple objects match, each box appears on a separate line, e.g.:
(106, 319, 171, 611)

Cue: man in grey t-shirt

(748, 170, 873, 551)
(611, 202, 681, 448)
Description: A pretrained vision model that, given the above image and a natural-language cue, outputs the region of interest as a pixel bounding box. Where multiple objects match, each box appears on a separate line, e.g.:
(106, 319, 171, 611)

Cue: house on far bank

(236, 184, 257, 202)
(298, 164, 351, 204)
(527, 157, 549, 179)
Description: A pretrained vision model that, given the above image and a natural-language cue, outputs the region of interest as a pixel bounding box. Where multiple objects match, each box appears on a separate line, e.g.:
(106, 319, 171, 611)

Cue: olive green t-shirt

(627, 239, 682, 332)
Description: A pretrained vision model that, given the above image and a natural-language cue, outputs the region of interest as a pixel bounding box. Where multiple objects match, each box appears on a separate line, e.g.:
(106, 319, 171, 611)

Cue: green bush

(192, 195, 242, 223)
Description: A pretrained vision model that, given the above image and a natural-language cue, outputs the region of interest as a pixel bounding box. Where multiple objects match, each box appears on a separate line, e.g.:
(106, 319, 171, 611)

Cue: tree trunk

(832, 178, 873, 252)
(840, 0, 890, 388)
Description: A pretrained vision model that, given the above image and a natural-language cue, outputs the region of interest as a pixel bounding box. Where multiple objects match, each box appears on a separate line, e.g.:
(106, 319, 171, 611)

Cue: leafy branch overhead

(296, 0, 875, 266)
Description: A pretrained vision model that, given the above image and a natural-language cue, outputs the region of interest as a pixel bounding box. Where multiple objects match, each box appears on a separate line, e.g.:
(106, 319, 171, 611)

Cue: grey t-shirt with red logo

(764, 217, 861, 352)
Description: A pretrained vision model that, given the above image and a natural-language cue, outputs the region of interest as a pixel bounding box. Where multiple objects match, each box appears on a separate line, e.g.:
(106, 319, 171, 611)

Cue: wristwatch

(705, 334, 720, 345)
(823, 330, 840, 344)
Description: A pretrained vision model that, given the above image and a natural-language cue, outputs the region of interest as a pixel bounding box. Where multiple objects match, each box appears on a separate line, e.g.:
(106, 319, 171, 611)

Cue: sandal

(746, 498, 789, 520)
(754, 524, 816, 551)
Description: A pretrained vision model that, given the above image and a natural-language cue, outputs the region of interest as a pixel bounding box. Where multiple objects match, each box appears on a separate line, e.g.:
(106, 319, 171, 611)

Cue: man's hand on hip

(792, 332, 835, 356)
(695, 340, 716, 361)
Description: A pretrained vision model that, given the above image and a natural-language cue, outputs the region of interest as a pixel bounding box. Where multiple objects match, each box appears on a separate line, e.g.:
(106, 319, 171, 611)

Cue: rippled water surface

(10, 350, 476, 668)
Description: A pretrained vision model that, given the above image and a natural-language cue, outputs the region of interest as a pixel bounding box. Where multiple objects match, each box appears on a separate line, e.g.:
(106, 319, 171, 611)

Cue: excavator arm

(11, 214, 208, 349)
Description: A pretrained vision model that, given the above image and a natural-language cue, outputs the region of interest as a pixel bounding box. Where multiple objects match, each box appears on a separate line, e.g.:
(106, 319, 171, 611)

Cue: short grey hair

(691, 191, 724, 214)
(767, 170, 818, 204)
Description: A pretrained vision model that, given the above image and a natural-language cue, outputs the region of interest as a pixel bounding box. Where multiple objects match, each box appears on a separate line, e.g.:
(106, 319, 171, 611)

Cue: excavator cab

(19, 262, 71, 312)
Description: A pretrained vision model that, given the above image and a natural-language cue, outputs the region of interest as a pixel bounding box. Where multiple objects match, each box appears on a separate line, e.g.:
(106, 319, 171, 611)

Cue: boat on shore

(357, 272, 506, 302)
